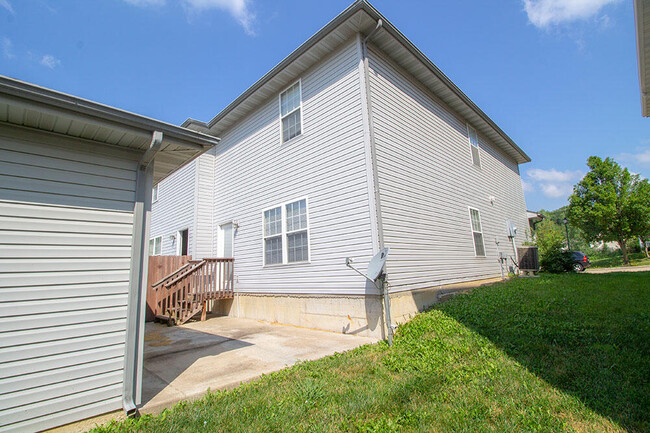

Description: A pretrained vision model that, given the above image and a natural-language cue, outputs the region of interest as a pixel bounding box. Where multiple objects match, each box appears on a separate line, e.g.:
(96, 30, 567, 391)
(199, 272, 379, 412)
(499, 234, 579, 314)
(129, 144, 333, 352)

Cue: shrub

(535, 220, 574, 273)
(540, 250, 575, 273)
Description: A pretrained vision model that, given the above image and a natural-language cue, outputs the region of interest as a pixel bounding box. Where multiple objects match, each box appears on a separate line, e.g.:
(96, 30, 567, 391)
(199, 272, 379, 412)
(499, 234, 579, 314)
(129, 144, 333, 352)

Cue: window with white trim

(263, 198, 309, 265)
(469, 208, 486, 257)
(467, 125, 481, 168)
(152, 184, 159, 202)
(280, 81, 302, 142)
(149, 236, 162, 256)
(264, 206, 283, 265)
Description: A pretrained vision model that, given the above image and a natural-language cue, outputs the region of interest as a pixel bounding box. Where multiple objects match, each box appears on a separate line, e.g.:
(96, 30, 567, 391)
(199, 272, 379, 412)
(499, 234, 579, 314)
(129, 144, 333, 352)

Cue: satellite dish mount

(346, 248, 394, 345)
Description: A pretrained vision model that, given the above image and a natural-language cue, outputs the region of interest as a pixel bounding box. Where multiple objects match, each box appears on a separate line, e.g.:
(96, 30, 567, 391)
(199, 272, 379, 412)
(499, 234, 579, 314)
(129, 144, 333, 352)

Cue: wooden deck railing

(153, 258, 234, 325)
(146, 255, 192, 321)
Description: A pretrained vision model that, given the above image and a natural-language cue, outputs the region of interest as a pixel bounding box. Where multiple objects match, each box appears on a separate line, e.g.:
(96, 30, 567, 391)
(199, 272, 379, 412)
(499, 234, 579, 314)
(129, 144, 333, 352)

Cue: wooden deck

(150, 258, 234, 325)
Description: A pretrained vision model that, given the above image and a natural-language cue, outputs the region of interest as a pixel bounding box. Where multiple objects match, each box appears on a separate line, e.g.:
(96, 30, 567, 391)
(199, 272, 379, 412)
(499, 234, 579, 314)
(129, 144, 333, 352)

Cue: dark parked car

(571, 251, 591, 272)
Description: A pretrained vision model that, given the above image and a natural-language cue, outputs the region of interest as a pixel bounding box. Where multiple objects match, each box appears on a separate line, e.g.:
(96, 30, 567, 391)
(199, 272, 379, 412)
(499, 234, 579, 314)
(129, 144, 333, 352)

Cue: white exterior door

(218, 223, 234, 258)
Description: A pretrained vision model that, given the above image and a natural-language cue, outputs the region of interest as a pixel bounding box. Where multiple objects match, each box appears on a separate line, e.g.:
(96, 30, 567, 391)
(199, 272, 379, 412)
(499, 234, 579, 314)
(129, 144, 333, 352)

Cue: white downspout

(359, 20, 393, 345)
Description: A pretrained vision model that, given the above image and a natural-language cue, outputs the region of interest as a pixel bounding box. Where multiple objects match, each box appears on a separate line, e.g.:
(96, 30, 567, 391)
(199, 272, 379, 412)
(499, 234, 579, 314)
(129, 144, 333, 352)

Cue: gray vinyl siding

(194, 153, 215, 258)
(213, 38, 376, 295)
(0, 126, 137, 432)
(150, 160, 196, 256)
(367, 45, 529, 292)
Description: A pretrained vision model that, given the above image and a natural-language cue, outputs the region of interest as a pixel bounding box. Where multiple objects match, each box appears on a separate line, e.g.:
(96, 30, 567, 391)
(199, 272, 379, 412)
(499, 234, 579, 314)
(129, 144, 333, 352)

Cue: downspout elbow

(139, 131, 163, 170)
(363, 19, 383, 46)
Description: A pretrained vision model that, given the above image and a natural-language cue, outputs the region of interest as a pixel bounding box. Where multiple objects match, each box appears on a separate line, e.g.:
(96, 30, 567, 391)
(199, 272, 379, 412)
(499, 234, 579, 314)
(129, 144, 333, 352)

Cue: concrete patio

(141, 316, 377, 414)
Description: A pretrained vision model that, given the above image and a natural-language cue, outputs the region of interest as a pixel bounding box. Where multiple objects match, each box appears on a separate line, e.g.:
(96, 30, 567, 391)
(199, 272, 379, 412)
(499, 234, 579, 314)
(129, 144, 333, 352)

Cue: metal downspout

(123, 131, 163, 416)
(360, 20, 394, 345)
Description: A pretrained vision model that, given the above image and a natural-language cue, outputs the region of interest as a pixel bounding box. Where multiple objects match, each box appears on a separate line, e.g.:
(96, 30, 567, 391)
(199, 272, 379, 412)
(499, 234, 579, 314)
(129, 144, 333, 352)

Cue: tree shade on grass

(91, 273, 649, 433)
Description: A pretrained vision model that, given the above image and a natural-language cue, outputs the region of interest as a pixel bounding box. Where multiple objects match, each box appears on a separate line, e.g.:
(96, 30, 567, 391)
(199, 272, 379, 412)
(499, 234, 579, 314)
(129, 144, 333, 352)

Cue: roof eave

(200, 1, 367, 131)
(359, 2, 531, 163)
(198, 0, 530, 164)
(0, 75, 221, 149)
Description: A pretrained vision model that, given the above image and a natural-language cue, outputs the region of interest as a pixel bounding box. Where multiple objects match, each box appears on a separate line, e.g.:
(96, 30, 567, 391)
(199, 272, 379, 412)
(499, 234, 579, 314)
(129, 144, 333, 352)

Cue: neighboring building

(0, 76, 218, 432)
(152, 1, 531, 338)
(527, 210, 545, 237)
(635, 0, 650, 116)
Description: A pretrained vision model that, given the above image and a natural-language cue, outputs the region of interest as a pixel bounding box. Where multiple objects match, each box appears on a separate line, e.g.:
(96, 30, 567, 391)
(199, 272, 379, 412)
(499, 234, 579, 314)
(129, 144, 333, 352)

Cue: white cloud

(523, 0, 621, 28)
(522, 179, 534, 193)
(527, 168, 583, 183)
(0, 0, 14, 14)
(525, 168, 583, 199)
(40, 54, 61, 69)
(618, 147, 650, 167)
(120, 0, 255, 35)
(182, 0, 255, 35)
(2, 37, 13, 59)
(540, 183, 574, 198)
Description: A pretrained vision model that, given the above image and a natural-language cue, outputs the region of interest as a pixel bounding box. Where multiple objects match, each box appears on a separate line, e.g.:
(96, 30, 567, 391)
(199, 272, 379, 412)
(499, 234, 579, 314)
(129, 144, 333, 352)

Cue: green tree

(538, 205, 590, 252)
(567, 156, 650, 265)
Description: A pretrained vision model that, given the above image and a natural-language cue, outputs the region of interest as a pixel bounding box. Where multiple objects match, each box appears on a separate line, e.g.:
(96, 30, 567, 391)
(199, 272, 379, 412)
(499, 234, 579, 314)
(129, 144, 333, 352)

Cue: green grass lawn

(589, 251, 650, 268)
(93, 273, 649, 432)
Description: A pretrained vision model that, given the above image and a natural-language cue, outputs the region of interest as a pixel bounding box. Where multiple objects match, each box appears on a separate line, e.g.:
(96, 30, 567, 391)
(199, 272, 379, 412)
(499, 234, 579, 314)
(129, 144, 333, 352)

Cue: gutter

(0, 76, 220, 148)
(197, 0, 529, 163)
(357, 1, 530, 162)
(123, 131, 163, 417)
(203, 0, 367, 130)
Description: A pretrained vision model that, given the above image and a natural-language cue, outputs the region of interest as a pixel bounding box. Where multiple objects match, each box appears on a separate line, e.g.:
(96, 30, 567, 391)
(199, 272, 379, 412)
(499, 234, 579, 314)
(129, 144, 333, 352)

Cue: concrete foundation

(211, 276, 503, 339)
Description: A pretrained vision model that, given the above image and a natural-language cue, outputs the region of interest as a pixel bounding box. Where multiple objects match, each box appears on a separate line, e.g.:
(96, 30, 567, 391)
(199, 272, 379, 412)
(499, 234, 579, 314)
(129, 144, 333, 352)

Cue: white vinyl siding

(467, 125, 481, 168)
(150, 160, 196, 256)
(367, 45, 529, 292)
(279, 81, 302, 143)
(194, 153, 215, 259)
(212, 38, 375, 295)
(0, 126, 137, 432)
(469, 207, 486, 256)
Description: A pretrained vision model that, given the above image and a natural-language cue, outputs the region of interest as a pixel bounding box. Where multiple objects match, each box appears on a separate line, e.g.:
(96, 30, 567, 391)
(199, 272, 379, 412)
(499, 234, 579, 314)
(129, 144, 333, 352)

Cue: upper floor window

(280, 81, 302, 143)
(469, 207, 486, 257)
(152, 184, 159, 202)
(263, 198, 310, 265)
(467, 125, 481, 168)
(149, 236, 162, 256)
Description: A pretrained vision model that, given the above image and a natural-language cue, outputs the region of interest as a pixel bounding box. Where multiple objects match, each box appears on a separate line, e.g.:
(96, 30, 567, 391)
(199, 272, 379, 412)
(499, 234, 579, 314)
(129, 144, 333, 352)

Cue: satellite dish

(367, 248, 390, 281)
(506, 219, 517, 238)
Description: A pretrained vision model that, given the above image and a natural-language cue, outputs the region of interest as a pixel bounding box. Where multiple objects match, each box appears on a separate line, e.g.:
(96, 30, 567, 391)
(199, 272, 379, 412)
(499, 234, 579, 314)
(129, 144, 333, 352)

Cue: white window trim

(467, 124, 481, 168)
(278, 79, 304, 144)
(262, 197, 311, 267)
(149, 236, 162, 256)
(152, 184, 159, 203)
(176, 228, 189, 256)
(468, 206, 486, 257)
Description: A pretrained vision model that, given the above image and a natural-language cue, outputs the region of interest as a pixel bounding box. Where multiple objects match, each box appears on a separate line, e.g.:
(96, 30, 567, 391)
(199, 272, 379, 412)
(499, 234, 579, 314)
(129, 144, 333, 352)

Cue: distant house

(151, 1, 531, 338)
(635, 0, 649, 116)
(0, 76, 218, 432)
(527, 210, 545, 236)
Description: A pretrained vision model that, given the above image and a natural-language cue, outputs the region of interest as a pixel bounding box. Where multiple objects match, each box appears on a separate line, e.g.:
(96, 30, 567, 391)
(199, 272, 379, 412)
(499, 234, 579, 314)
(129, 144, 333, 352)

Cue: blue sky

(1, 0, 647, 211)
